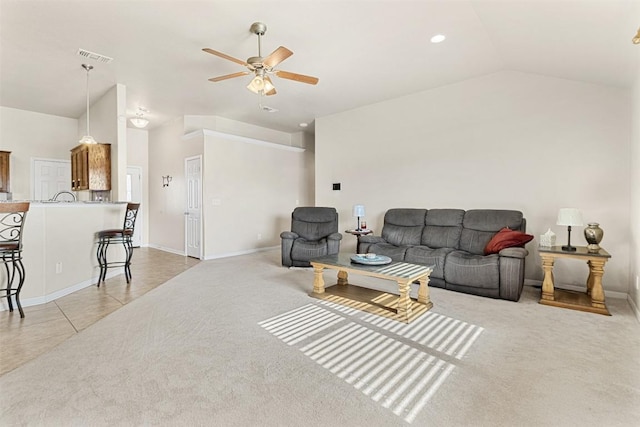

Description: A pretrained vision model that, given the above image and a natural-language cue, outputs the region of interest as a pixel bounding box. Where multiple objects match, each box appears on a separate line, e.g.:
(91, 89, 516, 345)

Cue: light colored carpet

(1, 249, 639, 426)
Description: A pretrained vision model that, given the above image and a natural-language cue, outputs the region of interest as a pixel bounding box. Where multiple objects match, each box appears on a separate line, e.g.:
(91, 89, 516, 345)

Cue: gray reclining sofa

(358, 209, 529, 301)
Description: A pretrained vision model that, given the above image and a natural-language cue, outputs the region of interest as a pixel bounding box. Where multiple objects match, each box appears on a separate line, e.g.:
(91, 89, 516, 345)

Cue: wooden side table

(538, 245, 611, 315)
(345, 229, 373, 253)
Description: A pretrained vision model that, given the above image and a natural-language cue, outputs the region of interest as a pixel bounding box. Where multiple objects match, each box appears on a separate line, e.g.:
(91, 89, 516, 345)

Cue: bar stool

(0, 202, 30, 318)
(96, 203, 140, 286)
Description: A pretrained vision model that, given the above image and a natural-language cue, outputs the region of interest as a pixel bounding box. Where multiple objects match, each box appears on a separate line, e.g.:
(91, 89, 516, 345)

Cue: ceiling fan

(203, 22, 319, 96)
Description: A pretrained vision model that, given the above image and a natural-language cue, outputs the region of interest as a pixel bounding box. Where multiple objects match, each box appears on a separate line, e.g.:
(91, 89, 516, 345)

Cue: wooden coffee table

(309, 253, 434, 323)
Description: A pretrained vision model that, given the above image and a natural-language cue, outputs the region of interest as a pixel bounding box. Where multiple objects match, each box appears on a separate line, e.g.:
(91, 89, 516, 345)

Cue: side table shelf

(538, 245, 611, 316)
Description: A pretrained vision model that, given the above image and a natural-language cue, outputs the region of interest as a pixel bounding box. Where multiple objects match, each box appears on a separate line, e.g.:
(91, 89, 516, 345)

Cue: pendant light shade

(130, 107, 149, 128)
(79, 63, 97, 144)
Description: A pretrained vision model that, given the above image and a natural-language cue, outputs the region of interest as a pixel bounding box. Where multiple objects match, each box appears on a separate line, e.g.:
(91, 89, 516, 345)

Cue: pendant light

(79, 63, 97, 144)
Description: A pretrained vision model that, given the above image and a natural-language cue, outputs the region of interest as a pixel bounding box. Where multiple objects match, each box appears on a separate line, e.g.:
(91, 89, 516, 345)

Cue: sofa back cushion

(381, 209, 426, 246)
(459, 210, 525, 255)
(291, 207, 338, 241)
(421, 209, 465, 249)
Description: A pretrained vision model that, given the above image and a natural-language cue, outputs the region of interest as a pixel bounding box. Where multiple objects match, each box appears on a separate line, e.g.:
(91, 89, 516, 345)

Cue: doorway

(185, 155, 202, 259)
(126, 166, 143, 247)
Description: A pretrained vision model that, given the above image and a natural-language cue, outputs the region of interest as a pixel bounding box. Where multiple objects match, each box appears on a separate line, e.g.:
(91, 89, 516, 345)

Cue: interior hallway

(0, 247, 200, 376)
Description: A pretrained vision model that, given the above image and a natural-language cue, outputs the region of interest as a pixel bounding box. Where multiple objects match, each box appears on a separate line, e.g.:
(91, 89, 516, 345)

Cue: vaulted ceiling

(1, 0, 638, 134)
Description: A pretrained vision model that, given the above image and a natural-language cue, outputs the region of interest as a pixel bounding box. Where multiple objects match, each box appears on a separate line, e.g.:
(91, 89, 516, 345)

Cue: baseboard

(0, 270, 122, 311)
(628, 295, 640, 323)
(147, 244, 185, 256)
(204, 245, 279, 260)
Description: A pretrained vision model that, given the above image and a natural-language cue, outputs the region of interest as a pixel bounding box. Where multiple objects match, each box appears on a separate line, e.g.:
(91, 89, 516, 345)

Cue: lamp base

(561, 245, 577, 252)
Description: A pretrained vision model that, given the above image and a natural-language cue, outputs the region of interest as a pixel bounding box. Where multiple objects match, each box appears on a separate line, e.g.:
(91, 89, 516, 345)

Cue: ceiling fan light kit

(203, 22, 318, 97)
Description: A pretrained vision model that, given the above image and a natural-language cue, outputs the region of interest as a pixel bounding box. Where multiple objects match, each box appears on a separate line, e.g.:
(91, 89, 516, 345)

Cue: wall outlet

(55, 262, 62, 274)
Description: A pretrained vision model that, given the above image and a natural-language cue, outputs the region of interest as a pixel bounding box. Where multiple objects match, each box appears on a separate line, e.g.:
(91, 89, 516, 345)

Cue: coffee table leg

(397, 280, 412, 322)
(313, 265, 325, 294)
(418, 275, 434, 310)
(337, 270, 348, 286)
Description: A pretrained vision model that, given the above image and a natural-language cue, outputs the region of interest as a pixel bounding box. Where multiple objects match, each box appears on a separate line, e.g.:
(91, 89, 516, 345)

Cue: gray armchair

(280, 207, 342, 267)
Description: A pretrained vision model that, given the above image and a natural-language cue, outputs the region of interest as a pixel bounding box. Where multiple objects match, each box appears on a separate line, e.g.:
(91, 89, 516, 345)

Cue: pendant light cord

(83, 64, 93, 136)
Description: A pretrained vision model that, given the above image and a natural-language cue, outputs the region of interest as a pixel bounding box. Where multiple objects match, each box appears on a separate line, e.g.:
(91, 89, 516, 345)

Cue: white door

(185, 156, 202, 259)
(126, 166, 143, 248)
(32, 159, 71, 200)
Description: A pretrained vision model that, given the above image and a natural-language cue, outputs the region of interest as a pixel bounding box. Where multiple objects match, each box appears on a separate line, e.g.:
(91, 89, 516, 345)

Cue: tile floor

(0, 247, 200, 376)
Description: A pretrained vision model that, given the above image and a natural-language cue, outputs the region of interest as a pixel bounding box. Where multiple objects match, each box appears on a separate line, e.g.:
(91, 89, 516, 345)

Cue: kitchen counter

(0, 202, 129, 310)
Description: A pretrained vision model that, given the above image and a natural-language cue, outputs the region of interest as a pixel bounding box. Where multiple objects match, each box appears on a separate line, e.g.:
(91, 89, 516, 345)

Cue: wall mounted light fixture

(162, 175, 172, 187)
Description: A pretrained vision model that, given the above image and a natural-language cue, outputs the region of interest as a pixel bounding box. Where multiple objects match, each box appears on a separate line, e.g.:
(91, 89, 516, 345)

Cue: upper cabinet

(71, 143, 111, 191)
(0, 151, 10, 193)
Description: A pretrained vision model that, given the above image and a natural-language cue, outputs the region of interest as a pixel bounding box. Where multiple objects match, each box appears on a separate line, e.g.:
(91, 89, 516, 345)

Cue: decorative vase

(539, 228, 556, 247)
(584, 223, 603, 252)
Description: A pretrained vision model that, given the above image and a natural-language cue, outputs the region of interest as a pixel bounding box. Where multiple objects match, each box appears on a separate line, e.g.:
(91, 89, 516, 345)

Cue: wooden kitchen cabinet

(0, 151, 10, 193)
(71, 143, 111, 191)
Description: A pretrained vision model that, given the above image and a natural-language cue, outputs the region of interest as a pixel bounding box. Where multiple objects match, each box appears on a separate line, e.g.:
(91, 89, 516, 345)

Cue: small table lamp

(352, 204, 365, 231)
(557, 208, 583, 252)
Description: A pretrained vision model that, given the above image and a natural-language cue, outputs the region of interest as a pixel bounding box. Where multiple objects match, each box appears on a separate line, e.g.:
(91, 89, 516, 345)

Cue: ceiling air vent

(77, 48, 113, 64)
(260, 105, 278, 113)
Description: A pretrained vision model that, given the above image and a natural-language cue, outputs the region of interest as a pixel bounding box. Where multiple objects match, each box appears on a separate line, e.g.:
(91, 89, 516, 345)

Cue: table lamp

(557, 208, 583, 252)
(352, 204, 365, 231)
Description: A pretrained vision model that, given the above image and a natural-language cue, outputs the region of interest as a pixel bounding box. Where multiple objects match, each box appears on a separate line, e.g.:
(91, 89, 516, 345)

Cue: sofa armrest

(498, 247, 528, 259)
(327, 232, 343, 241)
(280, 231, 299, 240)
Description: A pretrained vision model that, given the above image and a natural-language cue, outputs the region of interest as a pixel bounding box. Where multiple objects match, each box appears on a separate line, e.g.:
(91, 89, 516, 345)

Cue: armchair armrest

(498, 247, 528, 259)
(327, 232, 343, 241)
(280, 231, 299, 240)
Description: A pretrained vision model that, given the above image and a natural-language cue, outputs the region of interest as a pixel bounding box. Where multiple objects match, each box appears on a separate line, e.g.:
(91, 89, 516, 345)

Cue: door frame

(184, 155, 203, 260)
(126, 165, 143, 248)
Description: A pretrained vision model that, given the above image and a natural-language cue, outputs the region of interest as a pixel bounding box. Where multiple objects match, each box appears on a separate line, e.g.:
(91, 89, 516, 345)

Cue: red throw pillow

(484, 227, 534, 255)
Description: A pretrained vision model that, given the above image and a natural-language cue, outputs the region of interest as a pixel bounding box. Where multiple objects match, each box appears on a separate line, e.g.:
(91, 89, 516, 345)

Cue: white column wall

(629, 51, 640, 316)
(127, 127, 149, 246)
(316, 70, 631, 295)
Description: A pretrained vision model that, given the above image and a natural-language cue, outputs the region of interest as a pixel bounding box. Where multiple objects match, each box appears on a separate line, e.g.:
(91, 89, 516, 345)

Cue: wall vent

(77, 48, 113, 64)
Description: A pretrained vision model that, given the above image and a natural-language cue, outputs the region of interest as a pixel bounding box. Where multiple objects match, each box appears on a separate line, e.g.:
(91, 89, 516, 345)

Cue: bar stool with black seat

(96, 203, 140, 286)
(0, 202, 30, 318)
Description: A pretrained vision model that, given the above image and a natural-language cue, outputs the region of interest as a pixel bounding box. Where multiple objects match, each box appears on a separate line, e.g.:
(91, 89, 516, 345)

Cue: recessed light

(430, 34, 446, 43)
(299, 122, 308, 128)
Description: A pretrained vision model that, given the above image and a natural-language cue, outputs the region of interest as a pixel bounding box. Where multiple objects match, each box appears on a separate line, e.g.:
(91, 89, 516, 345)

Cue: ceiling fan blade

(262, 46, 293, 68)
(265, 87, 277, 96)
(275, 70, 319, 85)
(202, 48, 247, 66)
(208, 71, 250, 82)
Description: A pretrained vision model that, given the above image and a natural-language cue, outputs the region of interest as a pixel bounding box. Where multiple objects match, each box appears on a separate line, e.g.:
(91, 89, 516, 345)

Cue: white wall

(316, 70, 631, 295)
(0, 107, 78, 200)
(198, 130, 310, 259)
(148, 117, 203, 254)
(127, 127, 149, 246)
(629, 52, 640, 316)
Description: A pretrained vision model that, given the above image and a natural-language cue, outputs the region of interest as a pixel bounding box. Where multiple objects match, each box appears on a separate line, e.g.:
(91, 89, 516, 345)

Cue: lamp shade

(352, 204, 365, 217)
(557, 208, 584, 226)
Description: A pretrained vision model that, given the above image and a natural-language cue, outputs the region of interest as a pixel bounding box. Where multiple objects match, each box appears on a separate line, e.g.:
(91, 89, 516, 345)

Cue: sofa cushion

(484, 227, 534, 255)
(445, 251, 500, 289)
(291, 238, 328, 260)
(459, 210, 524, 255)
(368, 243, 410, 261)
(405, 246, 454, 280)
(421, 209, 465, 249)
(291, 207, 338, 241)
(381, 209, 426, 247)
